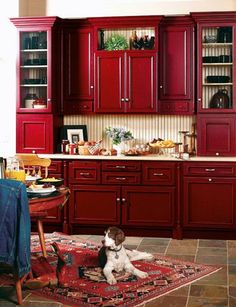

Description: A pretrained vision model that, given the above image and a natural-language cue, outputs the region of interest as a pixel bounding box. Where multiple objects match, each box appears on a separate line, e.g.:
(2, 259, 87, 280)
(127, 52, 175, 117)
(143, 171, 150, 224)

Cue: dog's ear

(115, 228, 125, 246)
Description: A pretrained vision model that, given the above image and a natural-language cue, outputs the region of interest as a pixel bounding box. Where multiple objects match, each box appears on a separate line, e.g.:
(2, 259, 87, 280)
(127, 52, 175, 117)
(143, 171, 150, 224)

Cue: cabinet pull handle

(205, 168, 215, 172)
(153, 173, 164, 176)
(115, 165, 126, 169)
(115, 177, 127, 181)
(80, 172, 90, 176)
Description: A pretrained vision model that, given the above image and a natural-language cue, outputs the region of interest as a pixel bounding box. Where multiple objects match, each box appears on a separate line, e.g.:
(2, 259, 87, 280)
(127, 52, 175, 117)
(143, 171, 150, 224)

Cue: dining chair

(15, 154, 52, 258)
(0, 179, 31, 305)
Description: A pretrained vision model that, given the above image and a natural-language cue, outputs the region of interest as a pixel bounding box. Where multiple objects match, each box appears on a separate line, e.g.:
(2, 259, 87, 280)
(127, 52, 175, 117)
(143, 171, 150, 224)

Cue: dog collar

(108, 245, 122, 259)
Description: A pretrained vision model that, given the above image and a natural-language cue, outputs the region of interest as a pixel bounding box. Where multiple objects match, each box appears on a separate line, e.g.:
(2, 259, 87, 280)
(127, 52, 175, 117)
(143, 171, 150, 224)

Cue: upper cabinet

(11, 17, 62, 114)
(192, 12, 236, 113)
(93, 16, 162, 113)
(11, 17, 63, 153)
(158, 16, 195, 115)
(62, 20, 94, 114)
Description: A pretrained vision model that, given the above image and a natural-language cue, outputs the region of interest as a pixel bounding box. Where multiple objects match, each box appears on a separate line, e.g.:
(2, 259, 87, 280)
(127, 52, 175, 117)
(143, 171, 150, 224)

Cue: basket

(78, 141, 102, 156)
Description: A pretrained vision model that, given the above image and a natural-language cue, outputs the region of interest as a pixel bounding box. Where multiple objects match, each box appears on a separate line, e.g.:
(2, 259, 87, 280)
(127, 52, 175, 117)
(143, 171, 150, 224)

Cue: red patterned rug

(25, 232, 221, 306)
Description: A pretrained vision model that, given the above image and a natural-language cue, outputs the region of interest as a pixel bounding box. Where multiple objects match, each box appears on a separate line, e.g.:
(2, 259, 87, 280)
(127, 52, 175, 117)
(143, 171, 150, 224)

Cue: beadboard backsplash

(64, 115, 196, 148)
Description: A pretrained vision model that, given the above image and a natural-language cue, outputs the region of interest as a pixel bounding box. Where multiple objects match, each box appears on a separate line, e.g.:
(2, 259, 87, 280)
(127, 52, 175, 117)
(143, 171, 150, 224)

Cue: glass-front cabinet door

(197, 23, 235, 113)
(19, 30, 49, 111)
(11, 17, 61, 114)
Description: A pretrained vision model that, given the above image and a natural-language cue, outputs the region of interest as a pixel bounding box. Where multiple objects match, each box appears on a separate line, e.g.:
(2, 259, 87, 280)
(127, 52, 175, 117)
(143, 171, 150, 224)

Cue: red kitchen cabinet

(122, 186, 175, 227)
(159, 16, 195, 114)
(62, 22, 94, 114)
(69, 185, 121, 225)
(11, 17, 63, 153)
(197, 114, 236, 156)
(16, 114, 62, 154)
(95, 51, 157, 113)
(191, 12, 236, 156)
(183, 176, 236, 229)
(183, 161, 236, 238)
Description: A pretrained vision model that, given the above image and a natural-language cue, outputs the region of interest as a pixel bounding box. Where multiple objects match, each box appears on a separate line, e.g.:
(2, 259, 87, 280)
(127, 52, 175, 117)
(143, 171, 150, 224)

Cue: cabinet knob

(116, 198, 120, 202)
(125, 98, 129, 102)
(121, 198, 126, 202)
(159, 85, 163, 89)
(208, 178, 212, 182)
(198, 98, 201, 102)
(121, 98, 125, 102)
(90, 85, 94, 89)
(47, 98, 51, 102)
(215, 152, 220, 156)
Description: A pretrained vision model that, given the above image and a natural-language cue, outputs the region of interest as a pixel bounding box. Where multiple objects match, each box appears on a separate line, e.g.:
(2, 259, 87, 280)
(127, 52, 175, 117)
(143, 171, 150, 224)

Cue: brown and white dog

(98, 226, 154, 285)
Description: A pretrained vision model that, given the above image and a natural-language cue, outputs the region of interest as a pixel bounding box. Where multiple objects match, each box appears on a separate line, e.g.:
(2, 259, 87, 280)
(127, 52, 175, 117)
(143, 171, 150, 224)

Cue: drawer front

(102, 172, 141, 185)
(102, 161, 141, 172)
(49, 160, 63, 174)
(142, 162, 175, 185)
(183, 162, 236, 177)
(69, 161, 101, 184)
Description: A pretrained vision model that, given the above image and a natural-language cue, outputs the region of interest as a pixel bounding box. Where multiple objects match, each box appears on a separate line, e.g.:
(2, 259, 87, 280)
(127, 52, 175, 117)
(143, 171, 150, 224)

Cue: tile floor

(0, 234, 236, 306)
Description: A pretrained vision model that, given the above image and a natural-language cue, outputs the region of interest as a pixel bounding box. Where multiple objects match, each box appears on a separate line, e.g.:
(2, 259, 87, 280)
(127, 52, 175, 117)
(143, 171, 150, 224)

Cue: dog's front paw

(138, 271, 148, 279)
(107, 276, 117, 285)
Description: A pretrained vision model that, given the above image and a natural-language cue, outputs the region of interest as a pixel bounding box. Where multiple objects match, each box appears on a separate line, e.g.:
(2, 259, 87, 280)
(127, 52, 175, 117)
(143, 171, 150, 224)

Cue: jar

(32, 98, 47, 109)
(61, 140, 70, 154)
(69, 143, 76, 155)
(24, 93, 38, 108)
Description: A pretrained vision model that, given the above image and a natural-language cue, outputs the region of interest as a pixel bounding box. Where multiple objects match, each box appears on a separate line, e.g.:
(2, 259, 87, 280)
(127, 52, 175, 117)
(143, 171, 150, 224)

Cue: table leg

(37, 219, 47, 258)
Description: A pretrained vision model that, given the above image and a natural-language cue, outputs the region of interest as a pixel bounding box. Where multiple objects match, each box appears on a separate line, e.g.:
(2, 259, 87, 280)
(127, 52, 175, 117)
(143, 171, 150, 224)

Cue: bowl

(36, 177, 64, 187)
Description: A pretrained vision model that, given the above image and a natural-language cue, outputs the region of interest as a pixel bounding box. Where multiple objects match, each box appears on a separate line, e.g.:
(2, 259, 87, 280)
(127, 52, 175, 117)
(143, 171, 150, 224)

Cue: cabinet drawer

(102, 161, 141, 172)
(49, 160, 63, 174)
(102, 172, 141, 185)
(183, 162, 236, 177)
(69, 161, 101, 184)
(142, 162, 176, 185)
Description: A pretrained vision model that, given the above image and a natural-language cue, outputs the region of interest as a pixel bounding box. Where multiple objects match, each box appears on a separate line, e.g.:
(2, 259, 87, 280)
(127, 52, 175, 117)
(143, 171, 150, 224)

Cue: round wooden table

(29, 187, 70, 257)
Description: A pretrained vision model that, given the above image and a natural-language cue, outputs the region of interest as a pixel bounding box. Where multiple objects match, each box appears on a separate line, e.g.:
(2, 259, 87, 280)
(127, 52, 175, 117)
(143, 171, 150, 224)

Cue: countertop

(38, 153, 236, 162)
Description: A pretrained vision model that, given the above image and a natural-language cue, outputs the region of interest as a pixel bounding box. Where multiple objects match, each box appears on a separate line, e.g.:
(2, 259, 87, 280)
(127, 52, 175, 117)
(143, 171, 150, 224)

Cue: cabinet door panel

(126, 51, 157, 113)
(69, 185, 120, 225)
(95, 52, 124, 113)
(16, 114, 53, 153)
(122, 186, 175, 226)
(198, 115, 236, 156)
(183, 177, 236, 228)
(159, 18, 195, 115)
(63, 27, 93, 112)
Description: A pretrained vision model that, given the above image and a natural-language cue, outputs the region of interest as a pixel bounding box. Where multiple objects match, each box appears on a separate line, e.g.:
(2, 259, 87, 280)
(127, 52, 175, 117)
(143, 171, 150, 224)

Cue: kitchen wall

(1, 0, 235, 156)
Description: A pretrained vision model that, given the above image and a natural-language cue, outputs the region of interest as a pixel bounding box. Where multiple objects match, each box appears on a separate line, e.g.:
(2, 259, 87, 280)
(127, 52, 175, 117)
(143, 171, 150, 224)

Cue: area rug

(27, 232, 221, 306)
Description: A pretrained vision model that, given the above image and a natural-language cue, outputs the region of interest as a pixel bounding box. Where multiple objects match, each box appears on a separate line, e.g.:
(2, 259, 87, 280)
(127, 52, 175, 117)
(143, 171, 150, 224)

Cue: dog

(98, 226, 154, 285)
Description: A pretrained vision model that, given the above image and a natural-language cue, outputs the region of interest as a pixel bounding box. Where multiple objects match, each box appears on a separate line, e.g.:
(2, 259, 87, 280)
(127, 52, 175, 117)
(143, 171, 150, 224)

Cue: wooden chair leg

(37, 219, 47, 258)
(15, 277, 23, 305)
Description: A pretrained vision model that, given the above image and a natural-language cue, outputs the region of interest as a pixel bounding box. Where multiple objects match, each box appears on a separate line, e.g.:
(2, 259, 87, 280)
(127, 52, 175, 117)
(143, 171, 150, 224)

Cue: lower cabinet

(69, 184, 175, 227)
(68, 160, 177, 235)
(183, 162, 236, 238)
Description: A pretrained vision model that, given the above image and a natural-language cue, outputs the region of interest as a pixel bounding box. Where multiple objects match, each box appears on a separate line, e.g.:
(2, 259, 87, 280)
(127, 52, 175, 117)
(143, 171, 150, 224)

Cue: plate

(25, 175, 42, 181)
(36, 177, 64, 187)
(27, 185, 56, 196)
